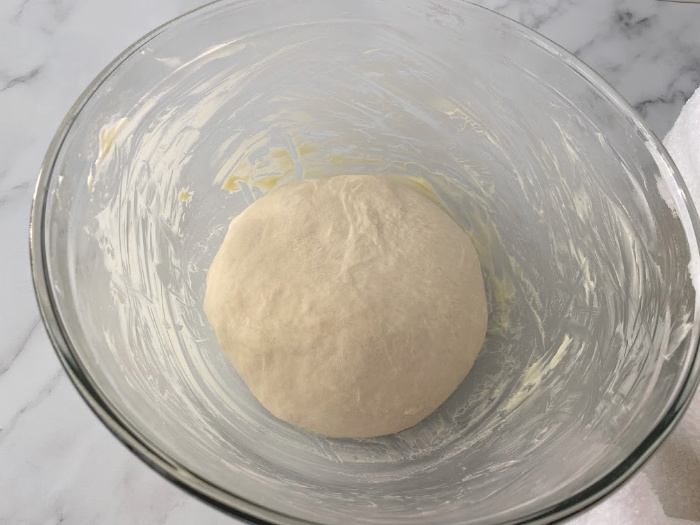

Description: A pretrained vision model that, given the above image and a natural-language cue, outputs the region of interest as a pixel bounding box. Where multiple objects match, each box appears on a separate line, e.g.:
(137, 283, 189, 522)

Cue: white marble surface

(1, 0, 700, 523)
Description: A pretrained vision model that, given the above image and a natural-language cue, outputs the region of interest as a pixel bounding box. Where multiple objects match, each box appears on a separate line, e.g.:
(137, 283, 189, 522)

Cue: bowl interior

(37, 1, 699, 524)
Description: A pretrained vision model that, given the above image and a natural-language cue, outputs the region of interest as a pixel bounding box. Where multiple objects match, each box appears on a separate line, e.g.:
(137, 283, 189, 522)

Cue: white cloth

(569, 86, 700, 524)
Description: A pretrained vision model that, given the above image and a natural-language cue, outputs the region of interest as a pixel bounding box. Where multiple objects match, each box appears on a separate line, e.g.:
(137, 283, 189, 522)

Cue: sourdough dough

(204, 175, 487, 438)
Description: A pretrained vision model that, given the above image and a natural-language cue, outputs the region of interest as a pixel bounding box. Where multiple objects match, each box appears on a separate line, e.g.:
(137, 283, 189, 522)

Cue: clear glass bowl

(30, 1, 700, 523)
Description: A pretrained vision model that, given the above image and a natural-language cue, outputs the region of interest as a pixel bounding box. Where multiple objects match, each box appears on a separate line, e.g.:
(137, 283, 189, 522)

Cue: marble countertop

(1, 0, 699, 523)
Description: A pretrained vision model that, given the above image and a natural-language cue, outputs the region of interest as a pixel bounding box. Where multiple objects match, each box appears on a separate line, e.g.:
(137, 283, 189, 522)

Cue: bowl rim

(29, 0, 700, 523)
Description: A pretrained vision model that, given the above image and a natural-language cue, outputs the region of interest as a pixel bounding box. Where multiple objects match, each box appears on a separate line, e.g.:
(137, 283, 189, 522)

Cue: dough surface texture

(204, 175, 487, 437)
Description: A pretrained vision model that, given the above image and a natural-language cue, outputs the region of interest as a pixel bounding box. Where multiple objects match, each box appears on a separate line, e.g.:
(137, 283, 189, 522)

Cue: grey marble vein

(0, 319, 40, 377)
(0, 369, 62, 439)
(12, 0, 32, 22)
(0, 67, 41, 92)
(0, 180, 30, 206)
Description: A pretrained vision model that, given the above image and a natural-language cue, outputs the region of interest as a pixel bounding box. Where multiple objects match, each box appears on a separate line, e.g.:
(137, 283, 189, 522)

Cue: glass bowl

(30, 0, 700, 523)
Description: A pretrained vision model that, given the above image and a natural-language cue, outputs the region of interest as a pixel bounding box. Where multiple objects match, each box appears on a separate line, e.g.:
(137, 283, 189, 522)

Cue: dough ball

(204, 175, 487, 438)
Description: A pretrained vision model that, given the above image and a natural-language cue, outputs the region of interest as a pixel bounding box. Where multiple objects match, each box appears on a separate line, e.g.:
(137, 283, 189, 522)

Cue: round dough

(204, 175, 487, 438)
